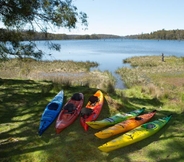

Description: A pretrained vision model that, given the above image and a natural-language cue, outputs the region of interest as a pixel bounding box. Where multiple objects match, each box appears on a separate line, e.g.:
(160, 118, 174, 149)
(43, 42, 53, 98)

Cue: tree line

(1, 28, 183, 42)
(125, 29, 184, 40)
(0, 28, 121, 41)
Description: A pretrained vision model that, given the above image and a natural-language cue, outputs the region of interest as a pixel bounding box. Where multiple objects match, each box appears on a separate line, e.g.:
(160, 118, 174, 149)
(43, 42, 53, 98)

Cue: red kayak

(55, 93, 84, 134)
(80, 90, 104, 131)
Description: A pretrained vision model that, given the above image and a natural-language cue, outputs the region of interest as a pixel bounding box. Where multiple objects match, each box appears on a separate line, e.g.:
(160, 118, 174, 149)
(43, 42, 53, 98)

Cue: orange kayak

(80, 90, 104, 131)
(95, 110, 156, 139)
(55, 93, 84, 134)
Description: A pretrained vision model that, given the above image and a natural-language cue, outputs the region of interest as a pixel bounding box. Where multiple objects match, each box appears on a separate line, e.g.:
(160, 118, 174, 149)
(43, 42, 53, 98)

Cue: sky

(58, 0, 184, 36)
(1, 0, 184, 36)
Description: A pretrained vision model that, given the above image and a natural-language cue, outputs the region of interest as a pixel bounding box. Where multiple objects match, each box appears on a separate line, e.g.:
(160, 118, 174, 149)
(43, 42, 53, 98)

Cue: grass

(0, 56, 184, 162)
(0, 58, 98, 77)
(116, 56, 184, 112)
(0, 58, 116, 92)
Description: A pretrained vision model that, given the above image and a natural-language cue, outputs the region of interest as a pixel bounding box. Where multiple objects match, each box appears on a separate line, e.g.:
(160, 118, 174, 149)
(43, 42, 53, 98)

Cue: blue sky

(1, 0, 183, 36)
(59, 0, 184, 36)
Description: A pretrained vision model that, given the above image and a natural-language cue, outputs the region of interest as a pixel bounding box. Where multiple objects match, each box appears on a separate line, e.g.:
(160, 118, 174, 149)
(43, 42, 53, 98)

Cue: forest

(1, 28, 184, 41)
(0, 28, 121, 41)
(125, 29, 184, 40)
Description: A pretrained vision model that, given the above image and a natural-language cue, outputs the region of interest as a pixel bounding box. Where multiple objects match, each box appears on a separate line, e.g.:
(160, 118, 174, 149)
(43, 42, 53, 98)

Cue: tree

(0, 0, 88, 60)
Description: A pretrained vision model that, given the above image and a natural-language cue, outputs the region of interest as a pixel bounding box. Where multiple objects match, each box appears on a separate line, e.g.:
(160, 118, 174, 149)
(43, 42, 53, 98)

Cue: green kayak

(86, 108, 145, 129)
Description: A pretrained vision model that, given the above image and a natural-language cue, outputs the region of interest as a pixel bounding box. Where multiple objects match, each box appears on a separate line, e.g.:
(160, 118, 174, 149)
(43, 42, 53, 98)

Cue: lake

(36, 39, 184, 89)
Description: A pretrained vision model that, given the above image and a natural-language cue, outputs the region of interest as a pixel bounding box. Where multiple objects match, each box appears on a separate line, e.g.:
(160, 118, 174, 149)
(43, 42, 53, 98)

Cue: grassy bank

(116, 56, 184, 113)
(0, 58, 116, 92)
(0, 56, 184, 162)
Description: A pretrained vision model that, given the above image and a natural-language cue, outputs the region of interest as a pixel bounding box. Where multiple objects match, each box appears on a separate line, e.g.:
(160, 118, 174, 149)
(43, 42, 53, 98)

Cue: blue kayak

(38, 90, 64, 135)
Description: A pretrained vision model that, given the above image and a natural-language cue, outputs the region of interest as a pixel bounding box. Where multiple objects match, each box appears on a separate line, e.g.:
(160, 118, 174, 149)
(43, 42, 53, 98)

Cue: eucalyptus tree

(0, 0, 88, 60)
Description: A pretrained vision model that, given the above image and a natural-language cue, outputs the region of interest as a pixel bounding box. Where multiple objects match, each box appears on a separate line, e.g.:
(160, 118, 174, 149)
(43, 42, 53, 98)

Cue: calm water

(37, 39, 184, 89)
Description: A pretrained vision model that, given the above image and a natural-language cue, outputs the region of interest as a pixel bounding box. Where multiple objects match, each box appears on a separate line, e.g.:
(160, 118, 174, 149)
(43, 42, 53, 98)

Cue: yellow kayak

(95, 110, 156, 139)
(98, 114, 172, 152)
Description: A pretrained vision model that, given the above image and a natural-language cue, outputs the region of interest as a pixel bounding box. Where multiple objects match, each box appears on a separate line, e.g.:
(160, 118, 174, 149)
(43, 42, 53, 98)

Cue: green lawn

(0, 56, 184, 162)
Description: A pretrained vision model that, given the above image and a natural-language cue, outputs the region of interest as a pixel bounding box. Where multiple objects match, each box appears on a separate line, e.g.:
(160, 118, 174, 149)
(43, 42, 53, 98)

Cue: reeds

(0, 58, 116, 92)
(117, 55, 184, 112)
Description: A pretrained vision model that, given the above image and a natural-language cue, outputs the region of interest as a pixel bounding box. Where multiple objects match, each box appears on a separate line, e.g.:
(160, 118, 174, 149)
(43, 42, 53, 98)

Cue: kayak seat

(146, 123, 156, 129)
(89, 96, 99, 105)
(71, 93, 82, 101)
(135, 116, 142, 120)
(105, 117, 115, 122)
(64, 103, 76, 114)
(81, 107, 93, 117)
(48, 103, 59, 110)
(142, 123, 156, 129)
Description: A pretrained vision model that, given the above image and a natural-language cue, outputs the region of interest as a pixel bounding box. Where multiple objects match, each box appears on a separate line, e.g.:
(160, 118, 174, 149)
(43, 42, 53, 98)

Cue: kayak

(55, 93, 84, 134)
(86, 108, 145, 129)
(98, 114, 172, 152)
(95, 110, 156, 139)
(38, 90, 64, 136)
(80, 90, 104, 131)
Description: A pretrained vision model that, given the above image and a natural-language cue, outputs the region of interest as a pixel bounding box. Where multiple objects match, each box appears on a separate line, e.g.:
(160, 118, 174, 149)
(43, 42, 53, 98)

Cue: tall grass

(117, 55, 184, 113)
(0, 58, 116, 93)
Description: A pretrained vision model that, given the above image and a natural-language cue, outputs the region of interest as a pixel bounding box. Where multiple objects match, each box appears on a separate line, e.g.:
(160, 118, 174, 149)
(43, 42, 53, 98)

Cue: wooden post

(162, 53, 165, 62)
